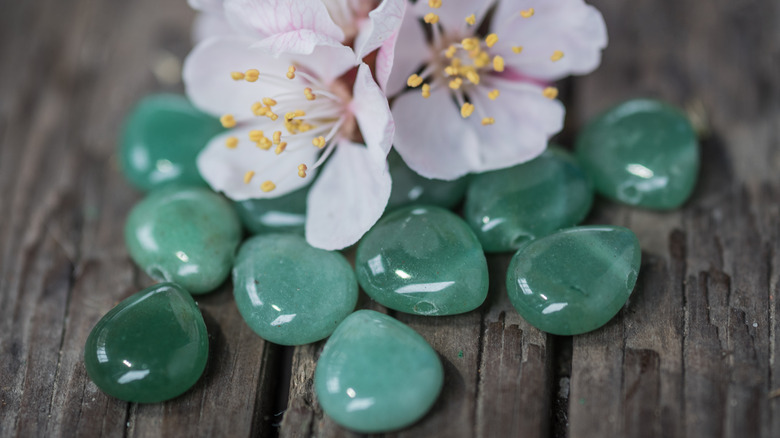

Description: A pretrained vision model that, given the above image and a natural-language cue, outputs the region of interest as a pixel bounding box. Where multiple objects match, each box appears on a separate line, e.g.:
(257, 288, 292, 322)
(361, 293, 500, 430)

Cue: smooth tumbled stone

(575, 99, 699, 209)
(234, 184, 309, 236)
(506, 226, 641, 335)
(386, 151, 468, 211)
(119, 94, 224, 191)
(125, 185, 242, 294)
(356, 205, 488, 316)
(464, 147, 594, 252)
(233, 234, 357, 345)
(84, 283, 209, 403)
(315, 310, 443, 433)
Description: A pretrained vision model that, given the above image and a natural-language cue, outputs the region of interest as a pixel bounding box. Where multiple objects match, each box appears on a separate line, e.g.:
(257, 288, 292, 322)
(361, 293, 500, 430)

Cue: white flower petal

(353, 0, 405, 60)
(306, 140, 391, 250)
(412, 0, 495, 32)
(287, 41, 357, 84)
(351, 63, 394, 166)
(493, 0, 607, 80)
(192, 12, 239, 44)
(197, 125, 320, 201)
(384, 7, 432, 97)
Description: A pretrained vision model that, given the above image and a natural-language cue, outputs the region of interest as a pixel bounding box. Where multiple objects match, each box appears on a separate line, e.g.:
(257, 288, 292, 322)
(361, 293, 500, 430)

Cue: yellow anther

(449, 77, 463, 89)
(263, 97, 277, 106)
(550, 50, 564, 62)
(407, 74, 424, 88)
(512, 46, 524, 54)
(462, 37, 480, 51)
(275, 142, 287, 155)
(243, 171, 255, 184)
(251, 102, 263, 113)
(520, 8, 535, 18)
(285, 112, 296, 121)
(220, 114, 236, 128)
(312, 136, 326, 149)
(249, 130, 263, 141)
(485, 34, 499, 48)
(258, 137, 272, 150)
(543, 87, 559, 99)
(286, 66, 296, 79)
(225, 136, 239, 148)
(297, 164, 308, 178)
(423, 13, 439, 24)
(465, 70, 480, 85)
(465, 14, 476, 25)
(231, 71, 245, 80)
(421, 83, 431, 98)
(482, 117, 495, 126)
(294, 109, 306, 118)
(445, 45, 457, 59)
(299, 123, 314, 132)
(273, 131, 282, 145)
(428, 0, 442, 8)
(493, 55, 505, 72)
(460, 103, 475, 118)
(451, 58, 462, 68)
(444, 66, 458, 76)
(245, 69, 260, 82)
(474, 51, 491, 68)
(261, 180, 276, 192)
(269, 112, 279, 121)
(304, 87, 316, 100)
(488, 89, 500, 100)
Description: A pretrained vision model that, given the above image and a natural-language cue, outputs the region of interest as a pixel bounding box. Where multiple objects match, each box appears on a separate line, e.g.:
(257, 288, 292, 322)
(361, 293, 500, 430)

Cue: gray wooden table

(1, 0, 778, 436)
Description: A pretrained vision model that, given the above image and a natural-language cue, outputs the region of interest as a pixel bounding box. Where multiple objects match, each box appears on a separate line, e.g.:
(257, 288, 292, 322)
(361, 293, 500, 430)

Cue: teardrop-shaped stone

(575, 99, 699, 209)
(356, 206, 488, 316)
(464, 147, 594, 252)
(233, 184, 309, 236)
(119, 94, 224, 191)
(386, 151, 468, 212)
(233, 234, 358, 345)
(506, 226, 641, 335)
(125, 185, 242, 294)
(84, 283, 209, 403)
(315, 310, 444, 433)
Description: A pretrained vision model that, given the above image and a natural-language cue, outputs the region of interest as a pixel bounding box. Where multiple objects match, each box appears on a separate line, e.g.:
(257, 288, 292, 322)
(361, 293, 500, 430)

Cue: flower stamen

(260, 180, 276, 192)
(225, 136, 239, 148)
(243, 171, 255, 184)
(551, 50, 564, 62)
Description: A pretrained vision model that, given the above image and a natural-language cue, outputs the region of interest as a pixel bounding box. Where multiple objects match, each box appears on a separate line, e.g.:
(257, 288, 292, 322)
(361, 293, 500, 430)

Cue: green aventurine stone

(386, 151, 468, 211)
(315, 310, 444, 433)
(125, 186, 242, 294)
(233, 234, 357, 345)
(575, 99, 699, 209)
(356, 206, 488, 316)
(84, 283, 209, 403)
(464, 147, 594, 253)
(119, 94, 224, 191)
(506, 226, 641, 335)
(234, 184, 310, 236)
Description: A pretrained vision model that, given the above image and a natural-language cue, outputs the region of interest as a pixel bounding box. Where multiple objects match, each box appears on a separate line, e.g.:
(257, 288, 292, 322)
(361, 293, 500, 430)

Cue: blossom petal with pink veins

(306, 140, 391, 250)
(192, 13, 239, 43)
(413, 0, 495, 32)
(188, 0, 224, 14)
(183, 36, 294, 120)
(492, 0, 607, 80)
(384, 7, 431, 97)
(197, 126, 320, 201)
(353, 0, 405, 60)
(223, 0, 345, 54)
(351, 63, 394, 166)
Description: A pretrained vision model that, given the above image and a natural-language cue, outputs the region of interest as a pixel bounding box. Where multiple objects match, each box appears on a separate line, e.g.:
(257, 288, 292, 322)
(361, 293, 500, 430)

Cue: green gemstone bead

(119, 94, 224, 191)
(575, 99, 699, 209)
(386, 151, 468, 211)
(84, 283, 209, 403)
(315, 310, 444, 433)
(233, 234, 357, 345)
(234, 184, 309, 236)
(506, 226, 641, 335)
(356, 206, 488, 316)
(125, 185, 242, 294)
(464, 147, 594, 253)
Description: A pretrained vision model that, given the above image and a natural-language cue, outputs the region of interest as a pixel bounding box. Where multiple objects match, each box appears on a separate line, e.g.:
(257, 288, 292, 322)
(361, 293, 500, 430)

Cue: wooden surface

(0, 0, 778, 436)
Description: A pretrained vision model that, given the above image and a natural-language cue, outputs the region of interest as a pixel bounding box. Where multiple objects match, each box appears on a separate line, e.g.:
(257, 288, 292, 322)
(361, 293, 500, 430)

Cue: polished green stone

(464, 147, 594, 253)
(233, 234, 357, 345)
(84, 283, 209, 403)
(314, 310, 443, 433)
(506, 226, 641, 335)
(125, 185, 242, 294)
(575, 99, 699, 209)
(386, 151, 468, 211)
(356, 206, 488, 316)
(119, 94, 224, 191)
(234, 184, 309, 236)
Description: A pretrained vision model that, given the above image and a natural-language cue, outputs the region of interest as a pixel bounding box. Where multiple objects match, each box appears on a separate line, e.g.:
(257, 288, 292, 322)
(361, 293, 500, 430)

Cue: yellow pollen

(445, 45, 457, 59)
(482, 117, 495, 126)
(312, 136, 326, 148)
(485, 34, 499, 48)
(444, 65, 458, 76)
(244, 69, 260, 82)
(285, 112, 296, 121)
(428, 0, 442, 8)
(407, 74, 424, 88)
(465, 14, 476, 25)
(493, 55, 505, 72)
(297, 164, 308, 178)
(294, 109, 306, 117)
(512, 46, 524, 54)
(263, 97, 277, 106)
(275, 142, 287, 155)
(251, 102, 263, 113)
(230, 71, 245, 80)
(299, 123, 314, 132)
(273, 131, 282, 145)
(261, 180, 276, 192)
(462, 37, 480, 51)
(249, 130, 263, 141)
(286, 66, 296, 79)
(488, 89, 500, 100)
(304, 87, 316, 100)
(543, 87, 559, 99)
(551, 50, 564, 62)
(449, 77, 463, 89)
(520, 8, 535, 18)
(258, 137, 272, 150)
(422, 83, 431, 98)
(465, 70, 480, 85)
(460, 103, 475, 118)
(220, 114, 236, 128)
(269, 112, 279, 121)
(423, 13, 439, 24)
(225, 136, 239, 148)
(474, 51, 491, 68)
(243, 171, 255, 184)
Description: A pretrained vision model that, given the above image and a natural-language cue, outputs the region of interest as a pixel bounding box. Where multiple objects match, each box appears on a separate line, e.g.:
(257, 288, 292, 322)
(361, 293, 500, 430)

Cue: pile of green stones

(83, 96, 699, 432)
